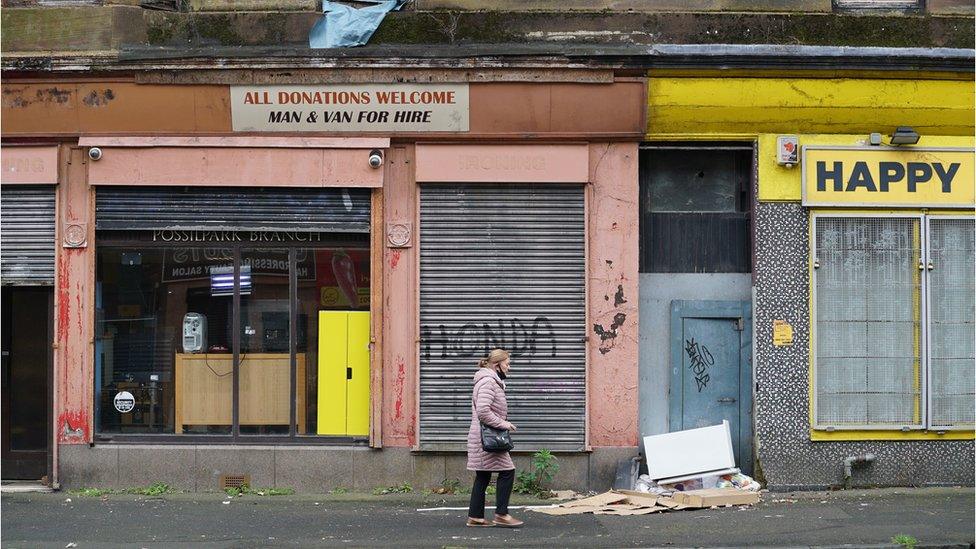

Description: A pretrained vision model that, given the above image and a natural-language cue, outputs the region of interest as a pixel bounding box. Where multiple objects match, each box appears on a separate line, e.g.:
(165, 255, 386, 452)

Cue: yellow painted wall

(646, 77, 976, 139)
(758, 134, 976, 202)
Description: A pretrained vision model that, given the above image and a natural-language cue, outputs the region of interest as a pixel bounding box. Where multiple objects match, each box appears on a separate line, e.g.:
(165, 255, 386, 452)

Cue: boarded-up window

(639, 145, 752, 273)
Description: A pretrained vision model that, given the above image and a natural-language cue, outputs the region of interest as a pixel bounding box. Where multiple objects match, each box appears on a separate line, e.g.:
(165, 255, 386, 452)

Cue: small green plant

(129, 482, 171, 496)
(329, 487, 348, 495)
(224, 484, 294, 497)
(72, 487, 111, 497)
(892, 535, 918, 549)
(486, 485, 496, 496)
(432, 478, 462, 495)
(513, 449, 560, 497)
(373, 482, 413, 495)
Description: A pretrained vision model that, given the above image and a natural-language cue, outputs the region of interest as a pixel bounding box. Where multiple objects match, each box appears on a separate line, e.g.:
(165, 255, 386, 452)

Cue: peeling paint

(389, 249, 401, 269)
(593, 312, 627, 355)
(613, 284, 627, 307)
(36, 87, 72, 104)
(56, 252, 71, 345)
(58, 410, 88, 443)
(81, 88, 115, 107)
(393, 355, 406, 420)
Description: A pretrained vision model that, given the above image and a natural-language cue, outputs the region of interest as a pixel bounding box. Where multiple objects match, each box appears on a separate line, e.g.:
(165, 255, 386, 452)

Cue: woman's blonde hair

(478, 348, 510, 369)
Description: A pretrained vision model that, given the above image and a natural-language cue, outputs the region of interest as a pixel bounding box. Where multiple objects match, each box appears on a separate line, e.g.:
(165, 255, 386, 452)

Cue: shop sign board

(230, 84, 469, 132)
(1, 145, 59, 184)
(802, 147, 975, 208)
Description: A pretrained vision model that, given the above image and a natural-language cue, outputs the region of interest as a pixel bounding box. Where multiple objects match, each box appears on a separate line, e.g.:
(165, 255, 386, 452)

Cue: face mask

(497, 370, 507, 380)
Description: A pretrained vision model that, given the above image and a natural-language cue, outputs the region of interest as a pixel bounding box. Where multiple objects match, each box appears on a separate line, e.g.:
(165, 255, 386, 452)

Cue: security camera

(368, 150, 383, 169)
(88, 147, 103, 161)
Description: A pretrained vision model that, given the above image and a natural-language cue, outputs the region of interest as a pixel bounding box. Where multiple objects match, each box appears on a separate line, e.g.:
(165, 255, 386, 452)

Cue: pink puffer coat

(466, 367, 515, 472)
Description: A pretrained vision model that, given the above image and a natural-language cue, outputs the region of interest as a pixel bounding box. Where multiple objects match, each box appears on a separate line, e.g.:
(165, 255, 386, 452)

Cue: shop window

(639, 144, 753, 273)
(813, 215, 975, 430)
(95, 238, 370, 439)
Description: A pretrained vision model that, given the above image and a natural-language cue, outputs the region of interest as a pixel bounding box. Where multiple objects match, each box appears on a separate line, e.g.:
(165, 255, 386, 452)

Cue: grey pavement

(1, 487, 973, 548)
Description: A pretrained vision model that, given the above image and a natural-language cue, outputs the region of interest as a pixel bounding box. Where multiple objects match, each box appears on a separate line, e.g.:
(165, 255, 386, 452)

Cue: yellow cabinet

(317, 311, 370, 436)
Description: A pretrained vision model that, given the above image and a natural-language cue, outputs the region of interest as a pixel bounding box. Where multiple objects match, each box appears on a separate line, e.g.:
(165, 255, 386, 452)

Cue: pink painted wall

(587, 142, 640, 448)
(2, 145, 59, 184)
(55, 147, 95, 444)
(86, 147, 384, 188)
(415, 143, 589, 183)
(381, 144, 418, 447)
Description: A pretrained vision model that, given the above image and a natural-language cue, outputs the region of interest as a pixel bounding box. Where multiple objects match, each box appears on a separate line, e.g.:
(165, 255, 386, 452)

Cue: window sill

(809, 429, 974, 442)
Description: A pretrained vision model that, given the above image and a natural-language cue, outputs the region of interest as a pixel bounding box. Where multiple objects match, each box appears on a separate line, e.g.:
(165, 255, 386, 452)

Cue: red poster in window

(315, 248, 370, 309)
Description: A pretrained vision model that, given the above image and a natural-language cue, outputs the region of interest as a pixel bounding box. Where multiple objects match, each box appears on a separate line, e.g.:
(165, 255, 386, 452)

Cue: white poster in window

(230, 84, 469, 132)
(114, 391, 135, 413)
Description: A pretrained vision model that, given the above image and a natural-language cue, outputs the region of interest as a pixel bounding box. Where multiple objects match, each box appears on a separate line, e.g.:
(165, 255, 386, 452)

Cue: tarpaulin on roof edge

(310, 0, 409, 49)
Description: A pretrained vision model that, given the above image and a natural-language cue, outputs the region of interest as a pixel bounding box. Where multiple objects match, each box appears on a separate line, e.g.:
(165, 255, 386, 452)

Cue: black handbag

(481, 422, 514, 453)
(474, 382, 514, 453)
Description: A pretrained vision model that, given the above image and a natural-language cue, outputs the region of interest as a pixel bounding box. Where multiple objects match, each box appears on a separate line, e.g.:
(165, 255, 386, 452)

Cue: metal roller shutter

(1, 186, 56, 285)
(96, 187, 370, 232)
(419, 184, 586, 451)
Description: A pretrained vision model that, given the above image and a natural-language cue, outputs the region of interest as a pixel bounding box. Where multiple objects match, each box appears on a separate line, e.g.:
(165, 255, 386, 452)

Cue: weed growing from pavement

(513, 449, 559, 497)
(72, 482, 174, 497)
(892, 535, 918, 548)
(129, 482, 171, 496)
(430, 478, 462, 495)
(224, 484, 295, 497)
(372, 483, 413, 495)
(329, 487, 349, 495)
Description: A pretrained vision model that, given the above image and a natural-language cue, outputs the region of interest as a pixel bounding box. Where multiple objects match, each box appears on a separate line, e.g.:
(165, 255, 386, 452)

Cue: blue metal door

(670, 300, 752, 475)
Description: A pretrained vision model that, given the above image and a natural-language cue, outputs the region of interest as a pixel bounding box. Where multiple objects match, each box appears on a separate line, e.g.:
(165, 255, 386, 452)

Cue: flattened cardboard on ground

(563, 492, 629, 508)
(671, 488, 760, 508)
(534, 505, 607, 516)
(594, 506, 666, 516)
(530, 489, 758, 516)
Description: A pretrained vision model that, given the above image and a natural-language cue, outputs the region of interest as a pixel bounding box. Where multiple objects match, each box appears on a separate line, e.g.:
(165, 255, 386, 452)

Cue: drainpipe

(842, 453, 876, 489)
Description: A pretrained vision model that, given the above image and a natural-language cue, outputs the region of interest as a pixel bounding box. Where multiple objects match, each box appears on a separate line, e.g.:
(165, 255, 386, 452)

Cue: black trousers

(467, 469, 515, 519)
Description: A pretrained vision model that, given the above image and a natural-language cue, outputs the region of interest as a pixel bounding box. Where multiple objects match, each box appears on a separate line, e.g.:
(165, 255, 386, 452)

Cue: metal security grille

(814, 216, 922, 428)
(96, 187, 370, 232)
(419, 184, 586, 451)
(1, 186, 56, 285)
(927, 217, 975, 428)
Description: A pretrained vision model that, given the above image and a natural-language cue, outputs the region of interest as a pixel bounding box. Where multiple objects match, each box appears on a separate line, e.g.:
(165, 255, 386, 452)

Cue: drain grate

(220, 474, 251, 490)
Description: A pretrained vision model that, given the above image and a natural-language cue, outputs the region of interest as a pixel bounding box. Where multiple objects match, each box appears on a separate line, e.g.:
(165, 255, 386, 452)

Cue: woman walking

(466, 348, 523, 528)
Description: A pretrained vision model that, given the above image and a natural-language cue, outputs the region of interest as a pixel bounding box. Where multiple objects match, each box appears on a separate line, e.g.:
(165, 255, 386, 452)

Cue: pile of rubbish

(534, 420, 763, 516)
(532, 487, 759, 516)
(634, 471, 761, 495)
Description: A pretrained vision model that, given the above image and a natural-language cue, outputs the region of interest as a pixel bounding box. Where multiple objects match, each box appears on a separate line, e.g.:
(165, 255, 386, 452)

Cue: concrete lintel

(185, 0, 317, 11)
(413, 0, 833, 12)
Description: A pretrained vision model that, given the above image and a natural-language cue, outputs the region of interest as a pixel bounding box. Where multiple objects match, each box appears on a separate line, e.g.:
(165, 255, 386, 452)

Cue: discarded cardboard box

(670, 488, 760, 508)
(530, 488, 759, 516)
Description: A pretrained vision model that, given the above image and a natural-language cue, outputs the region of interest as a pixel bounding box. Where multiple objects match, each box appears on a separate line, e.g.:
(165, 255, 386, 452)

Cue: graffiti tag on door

(684, 338, 714, 392)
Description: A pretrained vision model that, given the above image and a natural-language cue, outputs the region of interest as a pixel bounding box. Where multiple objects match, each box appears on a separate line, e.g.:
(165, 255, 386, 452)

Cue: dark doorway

(1, 286, 52, 480)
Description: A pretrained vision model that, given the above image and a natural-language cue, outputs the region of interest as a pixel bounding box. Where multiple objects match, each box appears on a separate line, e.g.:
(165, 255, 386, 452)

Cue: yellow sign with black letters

(802, 147, 975, 208)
